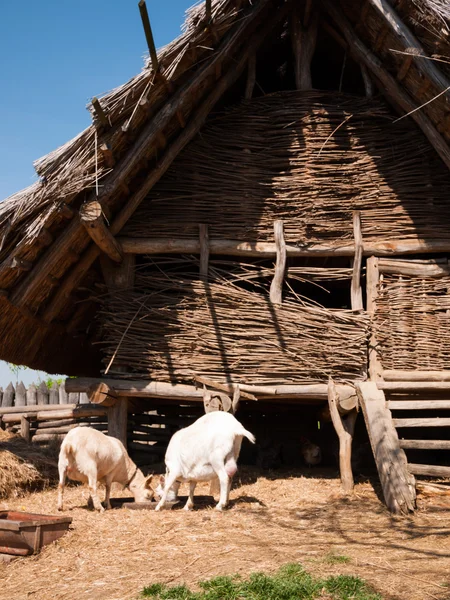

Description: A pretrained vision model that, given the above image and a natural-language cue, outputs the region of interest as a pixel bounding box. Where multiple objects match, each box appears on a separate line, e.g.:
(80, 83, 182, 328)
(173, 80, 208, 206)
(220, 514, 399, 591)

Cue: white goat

(155, 411, 255, 511)
(57, 427, 154, 512)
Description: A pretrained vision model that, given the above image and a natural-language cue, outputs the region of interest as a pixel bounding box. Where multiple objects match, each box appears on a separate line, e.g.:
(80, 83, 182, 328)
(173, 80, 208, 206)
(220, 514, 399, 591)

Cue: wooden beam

(269, 220, 286, 305)
(245, 54, 256, 100)
(194, 375, 257, 401)
(322, 0, 450, 171)
(20, 416, 31, 443)
(328, 379, 356, 493)
(0, 403, 76, 416)
(366, 257, 383, 381)
(367, 0, 450, 97)
(380, 382, 450, 391)
(91, 97, 109, 128)
(12, 0, 278, 317)
(378, 259, 450, 278)
(351, 211, 363, 311)
(205, 0, 212, 23)
(360, 64, 374, 98)
(357, 382, 416, 514)
(5, 257, 33, 272)
(108, 398, 128, 448)
(88, 382, 118, 407)
(393, 417, 450, 428)
(42, 4, 287, 324)
(291, 5, 318, 90)
(408, 464, 450, 478)
(138, 0, 159, 72)
(80, 201, 124, 263)
(388, 400, 450, 410)
(199, 224, 209, 281)
(100, 254, 135, 290)
(384, 370, 450, 381)
(400, 440, 450, 450)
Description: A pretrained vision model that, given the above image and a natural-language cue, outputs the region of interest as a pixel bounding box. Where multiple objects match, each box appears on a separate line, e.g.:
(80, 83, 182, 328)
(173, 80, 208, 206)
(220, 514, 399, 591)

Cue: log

(393, 417, 450, 428)
(350, 211, 363, 311)
(40, 0, 284, 324)
(408, 464, 450, 478)
(199, 224, 209, 281)
(384, 370, 450, 382)
(328, 379, 356, 493)
(15, 382, 26, 407)
(366, 257, 383, 381)
(37, 381, 49, 405)
(108, 398, 128, 448)
(2, 405, 106, 423)
(357, 382, 416, 514)
(32, 433, 66, 443)
(269, 220, 286, 305)
(399, 440, 450, 450)
(20, 416, 30, 443)
(193, 376, 257, 401)
(377, 260, 450, 278)
(388, 400, 450, 410)
(88, 382, 118, 407)
(1, 383, 14, 408)
(91, 97, 109, 128)
(32, 425, 76, 436)
(37, 418, 79, 429)
(379, 382, 450, 391)
(0, 403, 77, 416)
(367, 0, 450, 98)
(80, 201, 123, 263)
(322, 0, 450, 171)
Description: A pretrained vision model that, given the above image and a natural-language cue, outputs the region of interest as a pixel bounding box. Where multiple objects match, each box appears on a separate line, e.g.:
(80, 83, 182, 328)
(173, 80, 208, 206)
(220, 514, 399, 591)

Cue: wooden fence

(0, 382, 89, 407)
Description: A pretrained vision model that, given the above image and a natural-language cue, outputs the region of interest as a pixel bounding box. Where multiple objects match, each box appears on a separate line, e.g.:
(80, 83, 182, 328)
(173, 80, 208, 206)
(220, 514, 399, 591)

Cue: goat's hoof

(183, 504, 193, 511)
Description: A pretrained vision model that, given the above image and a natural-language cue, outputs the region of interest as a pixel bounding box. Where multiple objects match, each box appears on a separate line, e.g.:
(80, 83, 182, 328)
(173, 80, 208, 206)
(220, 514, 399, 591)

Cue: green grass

(141, 563, 383, 600)
(324, 552, 352, 565)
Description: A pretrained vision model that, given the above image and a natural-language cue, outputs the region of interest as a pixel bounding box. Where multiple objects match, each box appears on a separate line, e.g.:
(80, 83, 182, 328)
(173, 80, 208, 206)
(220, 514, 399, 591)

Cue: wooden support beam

(322, 0, 450, 171)
(378, 259, 450, 278)
(91, 97, 109, 128)
(351, 211, 363, 311)
(408, 464, 450, 478)
(384, 370, 450, 382)
(393, 417, 450, 428)
(360, 64, 374, 98)
(138, 0, 159, 72)
(205, 0, 212, 23)
(291, 4, 318, 90)
(357, 382, 416, 514)
(108, 398, 128, 448)
(328, 379, 356, 493)
(100, 254, 135, 290)
(20, 416, 30, 443)
(80, 201, 124, 263)
(366, 257, 383, 381)
(194, 375, 257, 401)
(88, 382, 118, 407)
(270, 220, 286, 305)
(5, 257, 33, 272)
(388, 400, 450, 410)
(42, 3, 287, 324)
(380, 381, 450, 391)
(245, 54, 256, 100)
(400, 440, 450, 450)
(100, 143, 116, 168)
(199, 224, 209, 281)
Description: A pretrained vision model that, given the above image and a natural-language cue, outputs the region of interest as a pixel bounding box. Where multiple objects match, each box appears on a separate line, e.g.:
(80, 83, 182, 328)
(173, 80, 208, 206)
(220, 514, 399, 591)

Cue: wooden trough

(0, 511, 72, 556)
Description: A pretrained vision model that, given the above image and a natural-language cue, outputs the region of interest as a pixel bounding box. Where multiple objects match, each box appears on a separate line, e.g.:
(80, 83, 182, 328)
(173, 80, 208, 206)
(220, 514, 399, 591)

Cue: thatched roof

(0, 0, 449, 375)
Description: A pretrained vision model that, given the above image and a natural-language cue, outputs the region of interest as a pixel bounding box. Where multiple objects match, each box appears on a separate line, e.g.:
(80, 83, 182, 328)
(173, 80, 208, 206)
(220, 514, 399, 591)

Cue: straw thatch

(374, 272, 450, 370)
(0, 0, 448, 374)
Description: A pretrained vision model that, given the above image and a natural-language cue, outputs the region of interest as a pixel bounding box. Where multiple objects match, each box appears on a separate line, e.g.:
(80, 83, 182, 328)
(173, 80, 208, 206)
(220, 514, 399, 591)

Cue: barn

(1, 0, 449, 514)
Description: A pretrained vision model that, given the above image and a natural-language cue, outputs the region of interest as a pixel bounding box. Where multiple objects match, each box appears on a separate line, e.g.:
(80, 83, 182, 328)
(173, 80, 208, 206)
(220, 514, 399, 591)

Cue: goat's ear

(144, 475, 153, 489)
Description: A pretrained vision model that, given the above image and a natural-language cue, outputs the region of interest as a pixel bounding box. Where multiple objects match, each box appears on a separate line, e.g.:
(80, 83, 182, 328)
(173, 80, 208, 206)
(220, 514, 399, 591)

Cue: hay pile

(123, 91, 450, 246)
(0, 430, 58, 499)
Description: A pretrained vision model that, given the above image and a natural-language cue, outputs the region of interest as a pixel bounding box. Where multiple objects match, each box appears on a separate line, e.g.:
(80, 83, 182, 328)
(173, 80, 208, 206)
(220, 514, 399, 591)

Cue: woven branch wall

(97, 262, 369, 385)
(123, 91, 450, 245)
(374, 274, 450, 370)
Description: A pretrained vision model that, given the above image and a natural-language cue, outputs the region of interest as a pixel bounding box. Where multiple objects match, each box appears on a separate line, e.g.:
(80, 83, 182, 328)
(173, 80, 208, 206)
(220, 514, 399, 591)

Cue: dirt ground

(1, 468, 450, 600)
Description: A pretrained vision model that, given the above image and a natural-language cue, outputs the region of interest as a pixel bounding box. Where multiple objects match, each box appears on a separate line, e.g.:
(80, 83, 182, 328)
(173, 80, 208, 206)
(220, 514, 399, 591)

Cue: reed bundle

(97, 260, 369, 385)
(123, 91, 450, 247)
(374, 273, 450, 370)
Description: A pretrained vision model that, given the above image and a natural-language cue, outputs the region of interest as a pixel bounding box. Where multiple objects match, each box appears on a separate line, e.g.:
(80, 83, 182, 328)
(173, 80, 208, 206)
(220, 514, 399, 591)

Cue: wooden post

(138, 0, 159, 72)
(20, 416, 31, 443)
(108, 398, 128, 448)
(366, 256, 383, 381)
(328, 379, 356, 493)
(199, 224, 210, 281)
(101, 254, 135, 290)
(59, 383, 69, 404)
(37, 381, 49, 405)
(2, 383, 14, 408)
(270, 220, 286, 305)
(80, 201, 124, 263)
(291, 4, 318, 90)
(88, 382, 118, 407)
(245, 54, 256, 100)
(15, 382, 27, 407)
(351, 211, 363, 311)
(232, 385, 241, 414)
(49, 383, 59, 405)
(357, 382, 416, 514)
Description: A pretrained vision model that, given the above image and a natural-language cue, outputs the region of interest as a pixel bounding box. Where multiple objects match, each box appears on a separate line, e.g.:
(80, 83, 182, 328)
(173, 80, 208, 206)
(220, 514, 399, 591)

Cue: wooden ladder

(356, 382, 416, 514)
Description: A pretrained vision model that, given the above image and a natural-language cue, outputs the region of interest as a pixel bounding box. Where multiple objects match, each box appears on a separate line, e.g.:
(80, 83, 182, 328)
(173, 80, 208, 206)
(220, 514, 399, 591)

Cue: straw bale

(124, 91, 450, 246)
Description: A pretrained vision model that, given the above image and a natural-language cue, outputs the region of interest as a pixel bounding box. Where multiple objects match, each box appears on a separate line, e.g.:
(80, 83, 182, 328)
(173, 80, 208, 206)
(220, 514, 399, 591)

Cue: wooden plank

(80, 201, 124, 263)
(38, 0, 281, 324)
(408, 464, 450, 478)
(199, 224, 209, 281)
(400, 440, 450, 450)
(270, 220, 287, 305)
(322, 0, 450, 171)
(351, 211, 363, 311)
(393, 417, 450, 428)
(366, 257, 383, 381)
(388, 400, 450, 410)
(384, 370, 450, 382)
(357, 382, 416, 514)
(380, 382, 450, 391)
(378, 259, 450, 277)
(108, 398, 128, 448)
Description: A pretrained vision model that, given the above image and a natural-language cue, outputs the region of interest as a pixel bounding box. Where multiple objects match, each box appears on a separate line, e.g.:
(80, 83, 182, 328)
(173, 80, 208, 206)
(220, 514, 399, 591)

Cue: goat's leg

(57, 462, 68, 511)
(87, 472, 104, 512)
(184, 481, 196, 511)
(155, 470, 179, 511)
(104, 475, 113, 510)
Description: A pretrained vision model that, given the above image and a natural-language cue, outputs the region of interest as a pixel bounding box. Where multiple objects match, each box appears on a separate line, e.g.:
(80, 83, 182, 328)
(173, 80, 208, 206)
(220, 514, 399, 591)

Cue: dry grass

(1, 468, 450, 600)
(0, 430, 58, 499)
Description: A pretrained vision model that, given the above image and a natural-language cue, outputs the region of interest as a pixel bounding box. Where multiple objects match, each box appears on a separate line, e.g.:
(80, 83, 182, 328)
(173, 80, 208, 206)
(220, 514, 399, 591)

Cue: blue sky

(0, 0, 196, 385)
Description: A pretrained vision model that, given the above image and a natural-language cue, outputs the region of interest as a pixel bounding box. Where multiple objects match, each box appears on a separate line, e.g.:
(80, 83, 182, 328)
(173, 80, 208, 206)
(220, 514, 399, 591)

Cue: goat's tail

(238, 425, 256, 445)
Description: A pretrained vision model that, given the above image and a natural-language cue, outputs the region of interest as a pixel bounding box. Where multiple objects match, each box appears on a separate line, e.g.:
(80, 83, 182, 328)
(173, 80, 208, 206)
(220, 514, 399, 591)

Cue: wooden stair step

(400, 440, 450, 450)
(393, 417, 450, 428)
(408, 464, 450, 478)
